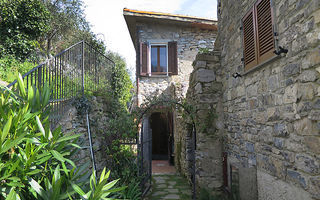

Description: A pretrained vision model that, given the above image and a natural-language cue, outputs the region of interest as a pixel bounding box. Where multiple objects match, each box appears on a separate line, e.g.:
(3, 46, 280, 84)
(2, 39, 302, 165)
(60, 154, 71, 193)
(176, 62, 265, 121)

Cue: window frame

(139, 40, 178, 77)
(241, 0, 279, 73)
(149, 43, 169, 76)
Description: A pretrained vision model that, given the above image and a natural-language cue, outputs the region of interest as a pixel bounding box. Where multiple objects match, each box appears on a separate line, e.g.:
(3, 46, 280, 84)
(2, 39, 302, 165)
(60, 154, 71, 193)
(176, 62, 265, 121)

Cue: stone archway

(137, 98, 197, 200)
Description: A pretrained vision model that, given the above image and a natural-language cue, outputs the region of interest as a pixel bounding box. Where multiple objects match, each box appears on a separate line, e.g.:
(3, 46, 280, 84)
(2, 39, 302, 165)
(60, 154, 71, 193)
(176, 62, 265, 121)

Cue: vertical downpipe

(87, 112, 97, 172)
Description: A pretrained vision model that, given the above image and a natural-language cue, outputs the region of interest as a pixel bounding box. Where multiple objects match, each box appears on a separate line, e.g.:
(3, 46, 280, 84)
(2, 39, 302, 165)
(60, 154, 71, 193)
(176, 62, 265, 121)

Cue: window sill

(149, 74, 169, 78)
(242, 55, 281, 76)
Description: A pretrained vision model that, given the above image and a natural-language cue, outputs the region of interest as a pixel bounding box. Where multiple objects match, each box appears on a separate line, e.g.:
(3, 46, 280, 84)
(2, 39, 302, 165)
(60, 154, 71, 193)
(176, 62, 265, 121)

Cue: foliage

(0, 0, 106, 61)
(72, 96, 91, 116)
(0, 0, 50, 60)
(107, 52, 133, 108)
(105, 100, 137, 139)
(0, 74, 124, 199)
(105, 144, 141, 200)
(198, 108, 217, 135)
(89, 89, 140, 199)
(198, 47, 212, 54)
(72, 168, 126, 200)
(137, 93, 220, 138)
(135, 94, 196, 123)
(41, 0, 106, 56)
(0, 56, 36, 83)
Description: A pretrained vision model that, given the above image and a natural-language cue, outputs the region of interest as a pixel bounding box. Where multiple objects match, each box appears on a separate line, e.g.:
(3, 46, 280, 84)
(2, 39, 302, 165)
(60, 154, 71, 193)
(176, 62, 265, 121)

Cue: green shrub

(0, 55, 35, 83)
(0, 74, 124, 199)
(106, 143, 141, 200)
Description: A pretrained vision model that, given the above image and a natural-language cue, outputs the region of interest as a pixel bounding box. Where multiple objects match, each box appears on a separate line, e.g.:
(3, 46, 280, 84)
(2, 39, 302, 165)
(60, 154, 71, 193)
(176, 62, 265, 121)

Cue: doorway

(150, 112, 174, 173)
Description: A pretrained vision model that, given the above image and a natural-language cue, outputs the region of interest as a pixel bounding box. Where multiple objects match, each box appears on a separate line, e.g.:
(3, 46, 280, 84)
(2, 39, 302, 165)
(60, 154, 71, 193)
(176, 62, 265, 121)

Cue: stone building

(186, 0, 320, 199)
(123, 8, 217, 179)
(125, 1, 320, 199)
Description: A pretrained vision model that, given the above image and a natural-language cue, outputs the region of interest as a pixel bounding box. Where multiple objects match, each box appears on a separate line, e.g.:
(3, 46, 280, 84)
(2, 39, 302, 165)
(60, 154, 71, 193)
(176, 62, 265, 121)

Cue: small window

(140, 41, 178, 76)
(242, 0, 275, 71)
(151, 45, 167, 74)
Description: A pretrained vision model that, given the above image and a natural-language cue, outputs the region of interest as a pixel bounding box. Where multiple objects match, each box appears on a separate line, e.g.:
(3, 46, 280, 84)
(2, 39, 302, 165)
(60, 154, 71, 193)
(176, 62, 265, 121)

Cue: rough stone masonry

(185, 0, 320, 199)
(134, 17, 218, 187)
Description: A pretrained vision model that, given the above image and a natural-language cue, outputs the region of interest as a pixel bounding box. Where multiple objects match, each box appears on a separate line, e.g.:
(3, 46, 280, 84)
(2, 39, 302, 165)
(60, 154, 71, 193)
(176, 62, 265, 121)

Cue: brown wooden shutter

(168, 41, 178, 75)
(140, 42, 148, 76)
(243, 8, 258, 71)
(255, 0, 275, 63)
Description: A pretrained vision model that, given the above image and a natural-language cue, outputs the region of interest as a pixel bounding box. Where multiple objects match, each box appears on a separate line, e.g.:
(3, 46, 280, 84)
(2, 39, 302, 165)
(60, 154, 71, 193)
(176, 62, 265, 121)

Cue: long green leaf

(7, 181, 25, 188)
(99, 168, 106, 184)
(42, 83, 50, 107)
(71, 183, 86, 197)
(27, 84, 34, 105)
(54, 165, 61, 183)
(28, 178, 49, 199)
(36, 116, 46, 138)
(1, 114, 12, 142)
(26, 169, 42, 176)
(50, 150, 65, 162)
(102, 179, 119, 191)
(17, 73, 26, 98)
(6, 188, 17, 200)
(56, 133, 82, 143)
(1, 133, 26, 154)
(35, 88, 40, 110)
(65, 158, 76, 168)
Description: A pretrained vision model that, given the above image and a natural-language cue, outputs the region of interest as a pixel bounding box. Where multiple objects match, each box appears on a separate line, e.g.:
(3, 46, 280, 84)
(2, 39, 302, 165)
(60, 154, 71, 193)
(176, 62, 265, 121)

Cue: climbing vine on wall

(134, 94, 219, 138)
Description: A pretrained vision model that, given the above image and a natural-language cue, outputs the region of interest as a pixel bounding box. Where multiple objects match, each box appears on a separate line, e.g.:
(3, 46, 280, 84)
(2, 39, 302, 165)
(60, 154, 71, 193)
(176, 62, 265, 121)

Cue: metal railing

(7, 41, 115, 128)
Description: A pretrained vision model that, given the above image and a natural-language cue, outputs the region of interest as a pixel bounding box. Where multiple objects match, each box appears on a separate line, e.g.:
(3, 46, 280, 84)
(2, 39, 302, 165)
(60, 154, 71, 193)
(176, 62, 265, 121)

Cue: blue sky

(83, 0, 217, 78)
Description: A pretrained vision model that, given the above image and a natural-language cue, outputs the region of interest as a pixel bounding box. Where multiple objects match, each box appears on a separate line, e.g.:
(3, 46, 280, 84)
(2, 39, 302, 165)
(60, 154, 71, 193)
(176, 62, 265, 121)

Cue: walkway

(144, 161, 192, 200)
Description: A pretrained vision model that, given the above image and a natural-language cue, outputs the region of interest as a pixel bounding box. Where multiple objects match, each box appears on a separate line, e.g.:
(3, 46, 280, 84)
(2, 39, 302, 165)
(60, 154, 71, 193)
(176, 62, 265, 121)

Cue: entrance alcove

(150, 112, 169, 160)
(149, 111, 175, 169)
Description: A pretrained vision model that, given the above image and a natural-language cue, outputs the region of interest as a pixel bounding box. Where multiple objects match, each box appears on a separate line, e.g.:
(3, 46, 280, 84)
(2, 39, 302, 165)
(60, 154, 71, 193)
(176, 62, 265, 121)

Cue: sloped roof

(123, 8, 218, 47)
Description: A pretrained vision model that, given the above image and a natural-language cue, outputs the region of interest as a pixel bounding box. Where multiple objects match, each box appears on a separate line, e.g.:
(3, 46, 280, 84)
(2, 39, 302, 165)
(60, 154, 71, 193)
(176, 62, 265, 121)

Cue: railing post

(38, 67, 42, 92)
(81, 41, 85, 96)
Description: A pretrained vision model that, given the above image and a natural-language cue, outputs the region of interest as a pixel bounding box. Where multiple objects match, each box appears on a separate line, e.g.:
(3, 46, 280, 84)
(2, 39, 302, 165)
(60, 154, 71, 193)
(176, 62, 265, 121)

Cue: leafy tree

(0, 0, 50, 60)
(41, 0, 105, 56)
(107, 52, 133, 108)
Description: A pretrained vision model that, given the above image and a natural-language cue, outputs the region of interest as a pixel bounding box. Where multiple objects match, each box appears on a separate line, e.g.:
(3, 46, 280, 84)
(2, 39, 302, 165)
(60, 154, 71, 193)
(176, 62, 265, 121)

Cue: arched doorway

(137, 99, 197, 200)
(150, 111, 174, 164)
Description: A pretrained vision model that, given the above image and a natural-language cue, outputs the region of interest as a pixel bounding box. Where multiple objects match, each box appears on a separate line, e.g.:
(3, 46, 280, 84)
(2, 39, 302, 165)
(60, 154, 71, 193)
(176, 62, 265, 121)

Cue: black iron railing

(7, 41, 115, 128)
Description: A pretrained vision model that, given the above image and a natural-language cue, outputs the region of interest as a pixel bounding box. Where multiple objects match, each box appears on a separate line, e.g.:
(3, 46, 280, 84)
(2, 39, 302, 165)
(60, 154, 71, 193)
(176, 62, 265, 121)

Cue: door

(139, 115, 152, 196)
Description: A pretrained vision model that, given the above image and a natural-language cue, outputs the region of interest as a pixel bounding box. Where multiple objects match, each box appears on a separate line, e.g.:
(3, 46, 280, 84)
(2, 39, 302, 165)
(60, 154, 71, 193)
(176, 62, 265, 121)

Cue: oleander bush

(0, 74, 124, 199)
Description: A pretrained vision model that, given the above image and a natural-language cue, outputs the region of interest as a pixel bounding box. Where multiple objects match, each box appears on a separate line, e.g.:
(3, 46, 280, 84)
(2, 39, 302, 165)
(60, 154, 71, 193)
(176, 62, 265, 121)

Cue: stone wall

(58, 96, 114, 176)
(137, 22, 217, 104)
(216, 0, 320, 199)
(136, 22, 218, 187)
(184, 52, 224, 193)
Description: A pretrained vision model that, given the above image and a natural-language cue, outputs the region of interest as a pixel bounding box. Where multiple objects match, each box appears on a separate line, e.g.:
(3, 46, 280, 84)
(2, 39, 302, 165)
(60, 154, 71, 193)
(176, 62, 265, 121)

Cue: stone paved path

(144, 174, 192, 200)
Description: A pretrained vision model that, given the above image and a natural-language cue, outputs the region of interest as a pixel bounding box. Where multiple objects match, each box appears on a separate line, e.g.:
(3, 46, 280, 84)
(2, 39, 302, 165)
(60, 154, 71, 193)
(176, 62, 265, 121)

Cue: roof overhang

(123, 8, 218, 50)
